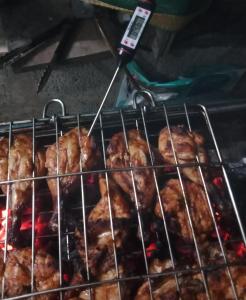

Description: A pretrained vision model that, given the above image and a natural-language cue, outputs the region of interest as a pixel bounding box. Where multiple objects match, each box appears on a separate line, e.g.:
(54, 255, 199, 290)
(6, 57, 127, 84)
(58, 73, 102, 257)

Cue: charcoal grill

(0, 99, 245, 300)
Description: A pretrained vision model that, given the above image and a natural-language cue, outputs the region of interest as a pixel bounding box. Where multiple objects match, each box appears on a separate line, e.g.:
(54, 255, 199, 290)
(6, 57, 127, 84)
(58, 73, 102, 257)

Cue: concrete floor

(1, 0, 246, 122)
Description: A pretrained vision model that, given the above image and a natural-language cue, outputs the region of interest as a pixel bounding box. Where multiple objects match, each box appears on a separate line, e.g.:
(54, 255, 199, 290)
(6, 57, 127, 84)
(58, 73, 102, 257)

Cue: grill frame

(0, 100, 245, 300)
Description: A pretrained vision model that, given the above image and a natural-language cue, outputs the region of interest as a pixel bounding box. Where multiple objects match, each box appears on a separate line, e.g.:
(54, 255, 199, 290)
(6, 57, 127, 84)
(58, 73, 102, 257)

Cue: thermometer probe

(87, 0, 156, 136)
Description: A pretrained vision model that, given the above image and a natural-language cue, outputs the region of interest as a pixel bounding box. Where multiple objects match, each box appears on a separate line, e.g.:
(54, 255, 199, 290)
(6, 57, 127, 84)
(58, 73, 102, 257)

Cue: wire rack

(0, 99, 245, 300)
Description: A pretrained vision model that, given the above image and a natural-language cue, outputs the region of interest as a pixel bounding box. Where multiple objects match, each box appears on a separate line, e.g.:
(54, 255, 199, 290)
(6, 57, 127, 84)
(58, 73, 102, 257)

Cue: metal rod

(77, 115, 92, 300)
(119, 110, 154, 300)
(55, 118, 63, 300)
(184, 104, 239, 300)
(199, 105, 246, 245)
(0, 161, 214, 186)
(1, 122, 12, 299)
(87, 65, 121, 136)
(31, 118, 36, 297)
(163, 104, 211, 300)
(139, 107, 181, 295)
(99, 114, 122, 300)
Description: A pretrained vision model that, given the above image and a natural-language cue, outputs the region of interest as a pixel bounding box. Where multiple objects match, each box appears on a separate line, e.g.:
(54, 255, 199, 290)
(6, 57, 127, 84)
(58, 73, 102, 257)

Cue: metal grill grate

(0, 100, 245, 300)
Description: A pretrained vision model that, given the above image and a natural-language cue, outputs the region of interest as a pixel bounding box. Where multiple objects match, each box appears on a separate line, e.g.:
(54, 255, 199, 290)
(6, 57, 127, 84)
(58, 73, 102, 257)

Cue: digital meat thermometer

(87, 0, 156, 136)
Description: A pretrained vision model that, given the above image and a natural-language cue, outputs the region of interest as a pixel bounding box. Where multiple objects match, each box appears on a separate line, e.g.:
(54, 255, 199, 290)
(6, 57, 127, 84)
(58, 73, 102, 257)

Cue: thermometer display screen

(127, 16, 145, 40)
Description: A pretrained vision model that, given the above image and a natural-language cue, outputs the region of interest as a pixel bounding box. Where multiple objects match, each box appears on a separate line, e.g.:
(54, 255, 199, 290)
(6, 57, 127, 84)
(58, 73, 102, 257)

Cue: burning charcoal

(45, 128, 101, 232)
(0, 135, 46, 245)
(158, 125, 208, 185)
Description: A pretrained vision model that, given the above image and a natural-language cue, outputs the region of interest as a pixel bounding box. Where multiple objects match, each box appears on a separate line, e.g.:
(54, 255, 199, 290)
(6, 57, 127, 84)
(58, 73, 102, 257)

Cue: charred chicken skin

(0, 135, 46, 240)
(155, 179, 213, 241)
(1, 248, 59, 299)
(107, 129, 158, 211)
(45, 127, 100, 230)
(158, 126, 208, 185)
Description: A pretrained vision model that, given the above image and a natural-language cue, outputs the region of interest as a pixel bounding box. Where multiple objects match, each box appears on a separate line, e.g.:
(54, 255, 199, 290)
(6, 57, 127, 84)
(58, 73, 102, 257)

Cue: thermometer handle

(118, 0, 156, 66)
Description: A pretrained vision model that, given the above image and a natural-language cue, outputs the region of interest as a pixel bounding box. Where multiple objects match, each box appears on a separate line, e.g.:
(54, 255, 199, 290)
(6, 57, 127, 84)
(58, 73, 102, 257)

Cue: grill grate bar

(0, 103, 245, 299)
(139, 106, 182, 296)
(184, 104, 239, 300)
(31, 118, 36, 296)
(99, 113, 123, 300)
(163, 104, 211, 300)
(77, 115, 92, 300)
(1, 122, 12, 299)
(0, 161, 222, 186)
(120, 110, 154, 300)
(200, 105, 246, 245)
(55, 118, 63, 300)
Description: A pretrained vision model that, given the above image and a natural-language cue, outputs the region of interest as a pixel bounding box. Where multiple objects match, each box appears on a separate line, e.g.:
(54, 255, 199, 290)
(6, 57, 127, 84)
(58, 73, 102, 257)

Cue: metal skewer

(87, 0, 156, 136)
(87, 64, 120, 136)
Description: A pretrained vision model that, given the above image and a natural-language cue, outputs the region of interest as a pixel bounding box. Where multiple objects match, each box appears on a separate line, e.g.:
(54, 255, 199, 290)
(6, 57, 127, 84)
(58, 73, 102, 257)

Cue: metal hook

(133, 89, 156, 109)
(42, 99, 66, 119)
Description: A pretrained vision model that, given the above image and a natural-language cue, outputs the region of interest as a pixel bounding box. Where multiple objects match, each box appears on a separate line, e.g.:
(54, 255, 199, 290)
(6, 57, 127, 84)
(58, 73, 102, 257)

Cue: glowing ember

(235, 242, 246, 257)
(86, 174, 96, 185)
(213, 177, 223, 189)
(146, 242, 158, 258)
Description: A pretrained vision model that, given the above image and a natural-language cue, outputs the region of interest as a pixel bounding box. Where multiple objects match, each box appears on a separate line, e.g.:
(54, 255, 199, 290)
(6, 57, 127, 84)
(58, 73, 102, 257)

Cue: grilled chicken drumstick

(0, 135, 46, 242)
(158, 125, 208, 185)
(45, 127, 100, 231)
(75, 176, 131, 276)
(88, 176, 131, 250)
(74, 176, 132, 299)
(107, 129, 158, 211)
(155, 179, 213, 241)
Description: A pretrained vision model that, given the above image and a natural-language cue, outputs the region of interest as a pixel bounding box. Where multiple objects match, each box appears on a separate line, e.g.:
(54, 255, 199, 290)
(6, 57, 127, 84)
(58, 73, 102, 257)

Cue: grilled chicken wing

(2, 248, 60, 299)
(158, 126, 208, 185)
(45, 128, 100, 230)
(107, 129, 158, 211)
(155, 179, 213, 241)
(4, 248, 32, 297)
(0, 135, 46, 241)
(35, 250, 60, 300)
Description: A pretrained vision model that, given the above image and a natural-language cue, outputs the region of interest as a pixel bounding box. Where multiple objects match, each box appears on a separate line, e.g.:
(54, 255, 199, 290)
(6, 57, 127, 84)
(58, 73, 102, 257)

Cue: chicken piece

(4, 248, 32, 297)
(88, 176, 131, 249)
(201, 248, 246, 300)
(158, 126, 208, 185)
(75, 177, 131, 277)
(155, 179, 213, 241)
(64, 271, 85, 300)
(135, 259, 206, 300)
(0, 250, 4, 280)
(107, 129, 158, 211)
(205, 265, 246, 300)
(35, 250, 60, 300)
(2, 248, 60, 299)
(79, 265, 130, 300)
(45, 127, 100, 231)
(0, 135, 46, 241)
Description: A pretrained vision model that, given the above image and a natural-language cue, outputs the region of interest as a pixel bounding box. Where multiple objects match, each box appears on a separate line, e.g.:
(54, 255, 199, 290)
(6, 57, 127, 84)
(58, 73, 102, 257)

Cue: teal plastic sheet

(100, 0, 212, 15)
(115, 62, 246, 108)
